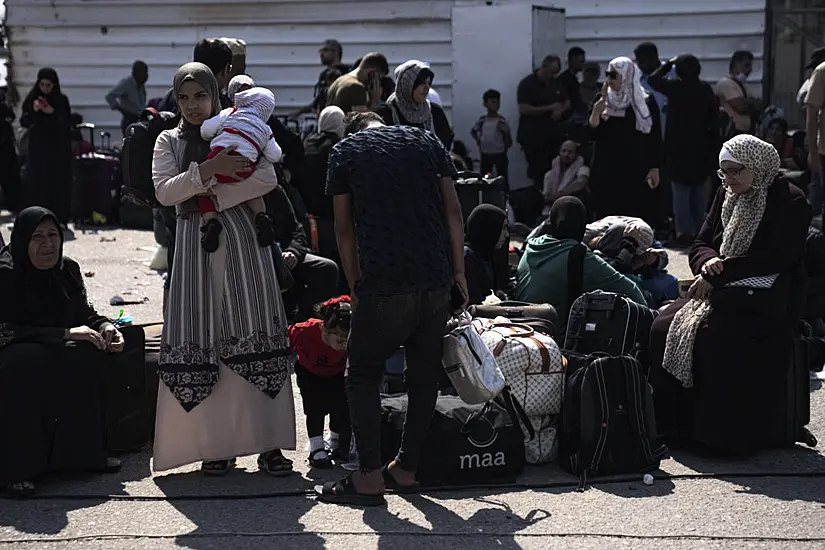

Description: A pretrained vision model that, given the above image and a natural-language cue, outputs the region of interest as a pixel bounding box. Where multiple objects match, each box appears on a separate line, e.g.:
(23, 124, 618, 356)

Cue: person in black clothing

(301, 106, 345, 262)
(0, 88, 20, 214)
(20, 68, 74, 231)
(291, 39, 350, 117)
(464, 204, 510, 305)
(0, 207, 132, 497)
(316, 112, 466, 506)
(263, 183, 339, 323)
(647, 54, 719, 246)
(375, 60, 454, 149)
(558, 47, 586, 120)
(517, 55, 570, 189)
(587, 56, 663, 224)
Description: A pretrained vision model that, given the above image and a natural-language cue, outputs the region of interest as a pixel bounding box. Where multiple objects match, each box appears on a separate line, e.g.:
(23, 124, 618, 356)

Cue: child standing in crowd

(471, 89, 512, 189)
(289, 296, 352, 468)
(199, 86, 282, 253)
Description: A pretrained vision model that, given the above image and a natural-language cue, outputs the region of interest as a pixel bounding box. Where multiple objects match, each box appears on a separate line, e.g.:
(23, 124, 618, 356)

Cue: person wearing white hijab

(586, 56, 663, 224)
(649, 134, 811, 454)
(317, 105, 345, 139)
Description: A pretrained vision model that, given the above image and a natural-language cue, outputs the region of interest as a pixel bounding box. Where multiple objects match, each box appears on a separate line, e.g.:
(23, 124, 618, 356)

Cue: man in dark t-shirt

(316, 112, 467, 506)
(517, 54, 570, 189)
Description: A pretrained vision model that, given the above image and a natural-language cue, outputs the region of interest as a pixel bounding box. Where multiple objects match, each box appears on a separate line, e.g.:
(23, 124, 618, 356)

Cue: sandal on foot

(5, 481, 35, 498)
(315, 474, 386, 507)
(308, 448, 333, 469)
(382, 463, 420, 494)
(202, 458, 236, 476)
(257, 451, 294, 477)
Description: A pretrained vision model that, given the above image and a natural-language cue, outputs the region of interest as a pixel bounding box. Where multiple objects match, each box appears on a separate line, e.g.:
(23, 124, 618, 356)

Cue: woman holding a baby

(151, 62, 296, 476)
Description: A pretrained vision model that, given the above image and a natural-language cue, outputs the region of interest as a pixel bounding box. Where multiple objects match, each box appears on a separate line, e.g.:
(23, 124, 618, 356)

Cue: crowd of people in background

(2, 33, 825, 505)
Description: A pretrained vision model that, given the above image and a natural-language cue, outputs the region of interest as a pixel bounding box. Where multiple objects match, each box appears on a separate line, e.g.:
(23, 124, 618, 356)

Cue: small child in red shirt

(288, 296, 351, 468)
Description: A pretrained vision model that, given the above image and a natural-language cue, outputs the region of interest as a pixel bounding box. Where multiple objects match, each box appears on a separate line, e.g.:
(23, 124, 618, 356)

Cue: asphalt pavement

(1, 217, 824, 550)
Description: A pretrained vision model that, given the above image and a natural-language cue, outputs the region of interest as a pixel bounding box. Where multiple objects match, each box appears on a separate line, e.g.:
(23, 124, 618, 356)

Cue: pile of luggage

(379, 290, 667, 490)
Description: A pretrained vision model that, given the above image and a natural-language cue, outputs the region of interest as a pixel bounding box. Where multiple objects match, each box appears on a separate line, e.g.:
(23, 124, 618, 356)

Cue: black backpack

(121, 108, 180, 208)
(559, 353, 668, 490)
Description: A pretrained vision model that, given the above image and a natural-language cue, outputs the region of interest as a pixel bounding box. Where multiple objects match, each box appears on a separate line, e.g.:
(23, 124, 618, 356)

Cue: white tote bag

(442, 314, 506, 404)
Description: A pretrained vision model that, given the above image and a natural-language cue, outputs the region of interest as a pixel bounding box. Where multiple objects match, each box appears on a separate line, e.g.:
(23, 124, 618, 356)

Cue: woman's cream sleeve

(152, 130, 216, 206)
(212, 161, 279, 212)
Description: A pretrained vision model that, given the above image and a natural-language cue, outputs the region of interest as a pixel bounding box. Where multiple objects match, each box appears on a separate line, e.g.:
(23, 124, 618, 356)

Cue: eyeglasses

(717, 166, 747, 180)
(605, 70, 618, 80)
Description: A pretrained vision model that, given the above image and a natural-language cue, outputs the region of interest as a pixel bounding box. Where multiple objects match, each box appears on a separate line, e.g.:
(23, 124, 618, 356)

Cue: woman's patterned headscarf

(662, 134, 780, 387)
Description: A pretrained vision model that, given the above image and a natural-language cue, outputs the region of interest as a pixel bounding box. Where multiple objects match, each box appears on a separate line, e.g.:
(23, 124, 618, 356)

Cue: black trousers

(347, 290, 450, 472)
(295, 364, 349, 441)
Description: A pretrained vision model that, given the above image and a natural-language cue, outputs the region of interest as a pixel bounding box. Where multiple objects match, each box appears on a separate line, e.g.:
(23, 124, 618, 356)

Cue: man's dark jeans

(347, 289, 450, 473)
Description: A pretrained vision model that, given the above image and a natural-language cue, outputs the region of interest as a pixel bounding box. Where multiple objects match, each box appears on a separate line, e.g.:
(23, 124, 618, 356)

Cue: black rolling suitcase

(470, 301, 560, 340)
(101, 325, 150, 452)
(454, 171, 507, 222)
(73, 123, 121, 224)
(563, 290, 657, 371)
(768, 334, 817, 448)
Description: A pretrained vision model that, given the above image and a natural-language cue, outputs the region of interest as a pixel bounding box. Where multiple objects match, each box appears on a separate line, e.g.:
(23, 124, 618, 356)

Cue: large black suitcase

(454, 171, 507, 223)
(470, 301, 560, 340)
(767, 334, 817, 448)
(564, 291, 657, 372)
(101, 325, 150, 452)
(73, 123, 121, 223)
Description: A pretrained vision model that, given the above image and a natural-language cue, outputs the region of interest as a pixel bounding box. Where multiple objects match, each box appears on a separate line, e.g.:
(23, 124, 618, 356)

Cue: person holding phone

(325, 53, 389, 114)
(587, 56, 663, 226)
(19, 68, 74, 233)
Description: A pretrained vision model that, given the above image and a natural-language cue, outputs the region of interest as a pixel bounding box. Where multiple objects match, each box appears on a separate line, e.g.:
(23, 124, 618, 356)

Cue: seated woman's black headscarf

(548, 196, 587, 242)
(0, 207, 90, 329)
(464, 204, 509, 304)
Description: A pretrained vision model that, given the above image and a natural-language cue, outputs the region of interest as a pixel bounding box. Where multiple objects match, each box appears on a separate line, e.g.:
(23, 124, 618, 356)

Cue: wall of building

(6, 0, 766, 143)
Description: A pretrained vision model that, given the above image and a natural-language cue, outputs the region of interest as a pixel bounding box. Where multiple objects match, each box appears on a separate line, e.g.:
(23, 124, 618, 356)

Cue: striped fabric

(158, 205, 292, 411)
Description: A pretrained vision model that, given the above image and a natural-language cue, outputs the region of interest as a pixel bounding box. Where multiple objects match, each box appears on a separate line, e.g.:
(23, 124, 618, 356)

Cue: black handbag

(711, 272, 791, 318)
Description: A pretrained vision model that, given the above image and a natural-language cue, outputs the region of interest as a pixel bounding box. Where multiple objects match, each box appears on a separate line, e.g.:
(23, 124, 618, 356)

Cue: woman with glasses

(648, 134, 811, 455)
(587, 56, 663, 224)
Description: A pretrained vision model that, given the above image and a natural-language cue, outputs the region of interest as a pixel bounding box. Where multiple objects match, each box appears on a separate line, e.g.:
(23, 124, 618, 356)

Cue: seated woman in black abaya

(649, 135, 811, 455)
(0, 207, 130, 497)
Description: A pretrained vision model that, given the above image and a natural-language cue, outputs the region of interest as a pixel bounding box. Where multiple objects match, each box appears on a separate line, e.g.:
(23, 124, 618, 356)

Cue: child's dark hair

(316, 296, 352, 332)
(483, 89, 501, 102)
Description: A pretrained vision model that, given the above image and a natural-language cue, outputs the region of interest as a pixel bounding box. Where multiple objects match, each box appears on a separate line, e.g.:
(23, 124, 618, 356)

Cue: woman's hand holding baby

(201, 146, 251, 182)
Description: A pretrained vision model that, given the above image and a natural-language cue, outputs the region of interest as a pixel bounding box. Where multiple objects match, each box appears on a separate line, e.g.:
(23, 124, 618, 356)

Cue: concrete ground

(1, 216, 825, 549)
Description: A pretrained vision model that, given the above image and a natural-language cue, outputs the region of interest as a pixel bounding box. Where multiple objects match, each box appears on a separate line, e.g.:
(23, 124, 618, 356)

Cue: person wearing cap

(291, 39, 350, 117)
(220, 37, 247, 78)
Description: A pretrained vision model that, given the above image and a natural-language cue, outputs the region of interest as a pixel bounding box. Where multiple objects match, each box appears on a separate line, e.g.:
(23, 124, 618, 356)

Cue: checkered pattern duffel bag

(475, 319, 566, 416)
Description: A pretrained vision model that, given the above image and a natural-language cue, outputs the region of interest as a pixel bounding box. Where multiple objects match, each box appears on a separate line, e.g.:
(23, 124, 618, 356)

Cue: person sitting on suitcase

(289, 296, 351, 469)
(199, 85, 283, 252)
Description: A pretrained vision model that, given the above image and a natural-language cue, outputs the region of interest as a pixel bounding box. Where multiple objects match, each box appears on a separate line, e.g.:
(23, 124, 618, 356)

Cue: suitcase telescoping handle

(77, 122, 96, 150)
